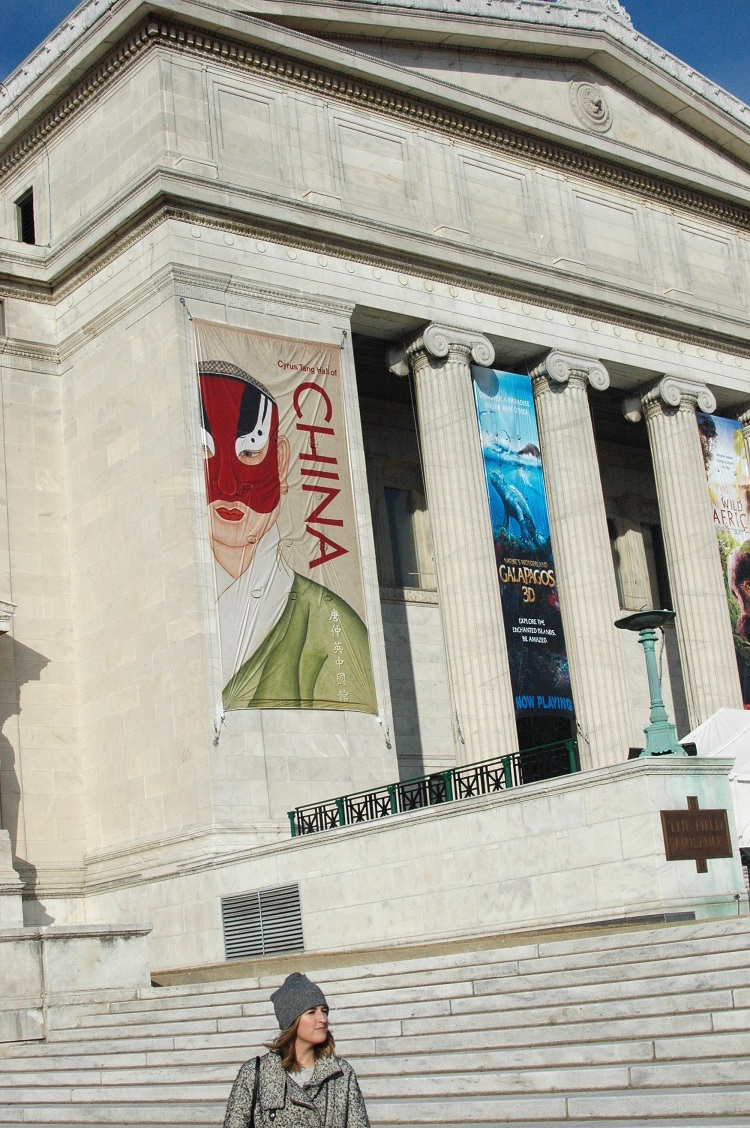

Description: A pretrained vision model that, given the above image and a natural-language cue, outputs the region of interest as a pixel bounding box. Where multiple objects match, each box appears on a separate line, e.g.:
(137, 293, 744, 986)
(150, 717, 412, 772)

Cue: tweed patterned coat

(223, 1050, 371, 1128)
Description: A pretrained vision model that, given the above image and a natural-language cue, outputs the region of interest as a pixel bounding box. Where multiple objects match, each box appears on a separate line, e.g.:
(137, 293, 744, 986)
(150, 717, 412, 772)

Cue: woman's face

(295, 1005, 329, 1048)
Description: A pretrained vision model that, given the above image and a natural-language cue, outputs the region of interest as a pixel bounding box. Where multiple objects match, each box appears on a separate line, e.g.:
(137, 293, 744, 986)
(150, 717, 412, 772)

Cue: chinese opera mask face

(199, 370, 288, 561)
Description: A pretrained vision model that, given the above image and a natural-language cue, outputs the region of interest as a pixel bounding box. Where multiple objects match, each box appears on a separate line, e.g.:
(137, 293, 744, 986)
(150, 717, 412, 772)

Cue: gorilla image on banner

(194, 320, 376, 714)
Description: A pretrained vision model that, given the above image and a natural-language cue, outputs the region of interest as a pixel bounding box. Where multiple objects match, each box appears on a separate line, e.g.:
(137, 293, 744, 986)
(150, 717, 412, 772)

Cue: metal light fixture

(614, 609, 686, 757)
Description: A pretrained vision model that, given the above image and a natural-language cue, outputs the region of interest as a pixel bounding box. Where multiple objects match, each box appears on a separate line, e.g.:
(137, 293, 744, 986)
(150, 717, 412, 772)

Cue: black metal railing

(288, 739, 578, 837)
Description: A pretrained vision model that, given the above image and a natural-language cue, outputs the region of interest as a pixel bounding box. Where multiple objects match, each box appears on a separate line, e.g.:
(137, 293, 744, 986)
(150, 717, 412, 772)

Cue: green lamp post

(614, 609, 687, 757)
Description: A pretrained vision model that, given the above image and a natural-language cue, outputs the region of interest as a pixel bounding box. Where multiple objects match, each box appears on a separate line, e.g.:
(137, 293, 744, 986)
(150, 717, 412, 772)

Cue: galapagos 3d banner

(473, 368, 573, 719)
(698, 412, 750, 705)
(194, 320, 376, 714)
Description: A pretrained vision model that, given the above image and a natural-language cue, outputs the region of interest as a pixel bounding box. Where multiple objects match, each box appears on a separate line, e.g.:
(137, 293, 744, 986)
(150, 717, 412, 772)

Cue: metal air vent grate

(222, 883, 303, 961)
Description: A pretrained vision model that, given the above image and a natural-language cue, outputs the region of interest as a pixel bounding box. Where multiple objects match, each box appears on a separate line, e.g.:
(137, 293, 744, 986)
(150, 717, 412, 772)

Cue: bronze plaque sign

(661, 808, 733, 862)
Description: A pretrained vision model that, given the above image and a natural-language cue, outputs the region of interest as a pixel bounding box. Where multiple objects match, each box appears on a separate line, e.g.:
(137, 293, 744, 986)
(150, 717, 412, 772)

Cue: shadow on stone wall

(0, 636, 53, 924)
(381, 599, 425, 779)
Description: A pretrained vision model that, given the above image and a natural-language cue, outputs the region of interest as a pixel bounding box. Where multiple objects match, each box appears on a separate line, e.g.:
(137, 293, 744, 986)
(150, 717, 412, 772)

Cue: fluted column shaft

(531, 352, 633, 770)
(388, 324, 517, 764)
(642, 377, 741, 726)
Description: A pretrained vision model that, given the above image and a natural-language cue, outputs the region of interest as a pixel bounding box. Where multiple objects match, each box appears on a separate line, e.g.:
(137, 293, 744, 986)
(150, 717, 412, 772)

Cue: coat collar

(259, 1052, 344, 1111)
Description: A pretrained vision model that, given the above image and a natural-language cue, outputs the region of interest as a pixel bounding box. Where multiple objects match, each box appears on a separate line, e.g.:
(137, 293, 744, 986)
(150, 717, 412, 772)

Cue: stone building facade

(0, 0, 749, 971)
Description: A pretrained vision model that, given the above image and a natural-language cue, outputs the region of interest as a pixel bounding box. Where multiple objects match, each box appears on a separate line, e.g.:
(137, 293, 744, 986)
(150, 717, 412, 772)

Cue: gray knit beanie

(271, 973, 327, 1031)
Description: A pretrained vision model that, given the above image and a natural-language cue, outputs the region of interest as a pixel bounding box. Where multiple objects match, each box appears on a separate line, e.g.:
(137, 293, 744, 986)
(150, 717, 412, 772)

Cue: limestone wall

(84, 758, 747, 973)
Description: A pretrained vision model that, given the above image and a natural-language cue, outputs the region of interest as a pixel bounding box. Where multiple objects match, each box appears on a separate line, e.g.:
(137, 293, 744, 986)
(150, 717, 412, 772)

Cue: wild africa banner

(698, 412, 750, 705)
(194, 320, 376, 714)
(472, 368, 573, 719)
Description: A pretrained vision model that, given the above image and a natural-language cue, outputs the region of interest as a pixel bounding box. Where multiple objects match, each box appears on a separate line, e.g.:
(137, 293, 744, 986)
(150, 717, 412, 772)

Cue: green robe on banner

(222, 573, 376, 713)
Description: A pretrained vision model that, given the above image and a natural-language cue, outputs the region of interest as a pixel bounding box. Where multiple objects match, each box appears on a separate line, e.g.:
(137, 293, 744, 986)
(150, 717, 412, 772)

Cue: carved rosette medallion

(569, 78, 613, 134)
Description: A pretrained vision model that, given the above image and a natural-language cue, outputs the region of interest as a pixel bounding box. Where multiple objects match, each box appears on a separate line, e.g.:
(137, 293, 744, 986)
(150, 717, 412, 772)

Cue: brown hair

(265, 1014, 336, 1072)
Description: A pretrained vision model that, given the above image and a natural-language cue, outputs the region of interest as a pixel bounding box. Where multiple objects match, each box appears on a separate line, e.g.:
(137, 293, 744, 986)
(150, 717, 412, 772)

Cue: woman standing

(224, 972, 371, 1127)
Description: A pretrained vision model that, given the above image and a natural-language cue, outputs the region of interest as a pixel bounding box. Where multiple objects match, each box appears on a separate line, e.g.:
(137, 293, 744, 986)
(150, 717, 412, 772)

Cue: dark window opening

(607, 517, 626, 609)
(649, 524, 672, 610)
(16, 189, 35, 245)
(385, 486, 424, 589)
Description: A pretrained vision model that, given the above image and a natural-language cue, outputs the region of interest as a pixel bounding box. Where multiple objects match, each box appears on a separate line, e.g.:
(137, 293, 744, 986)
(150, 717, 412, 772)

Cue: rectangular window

(383, 486, 436, 589)
(607, 518, 626, 610)
(15, 189, 35, 245)
(647, 524, 672, 610)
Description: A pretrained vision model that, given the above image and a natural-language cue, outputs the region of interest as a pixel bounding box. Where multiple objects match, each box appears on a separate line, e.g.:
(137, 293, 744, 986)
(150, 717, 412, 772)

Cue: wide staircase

(1, 915, 749, 1127)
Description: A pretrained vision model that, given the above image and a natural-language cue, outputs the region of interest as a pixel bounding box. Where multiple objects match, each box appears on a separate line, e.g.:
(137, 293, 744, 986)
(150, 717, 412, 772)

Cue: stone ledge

(0, 923, 152, 1009)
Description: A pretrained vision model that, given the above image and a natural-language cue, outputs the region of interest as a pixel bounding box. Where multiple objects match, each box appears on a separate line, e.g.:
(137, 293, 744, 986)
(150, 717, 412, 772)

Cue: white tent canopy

(684, 708, 750, 846)
(684, 707, 750, 772)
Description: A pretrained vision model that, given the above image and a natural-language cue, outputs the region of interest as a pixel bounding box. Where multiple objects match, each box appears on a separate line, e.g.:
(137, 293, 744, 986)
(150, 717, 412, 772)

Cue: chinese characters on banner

(194, 320, 376, 714)
(473, 368, 574, 719)
(698, 412, 750, 705)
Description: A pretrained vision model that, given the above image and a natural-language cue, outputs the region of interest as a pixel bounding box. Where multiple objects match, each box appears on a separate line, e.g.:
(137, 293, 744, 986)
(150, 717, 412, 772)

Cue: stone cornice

(0, 601, 16, 634)
(529, 350, 610, 393)
(387, 322, 495, 375)
(348, 0, 633, 25)
(0, 338, 58, 368)
(0, 20, 156, 182)
(641, 375, 717, 419)
(57, 264, 355, 364)
(3, 14, 750, 244)
(3, 200, 750, 365)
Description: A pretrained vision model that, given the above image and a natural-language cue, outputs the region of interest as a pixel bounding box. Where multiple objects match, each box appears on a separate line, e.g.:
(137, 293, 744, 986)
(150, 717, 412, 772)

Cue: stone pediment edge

(319, 31, 750, 179)
(2, 14, 750, 239)
(4, 0, 749, 146)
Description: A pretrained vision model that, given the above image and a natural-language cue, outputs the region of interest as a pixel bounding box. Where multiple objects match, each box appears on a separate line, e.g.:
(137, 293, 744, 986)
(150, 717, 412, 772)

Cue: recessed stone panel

(335, 120, 411, 213)
(679, 225, 740, 305)
(215, 85, 281, 181)
(575, 193, 642, 273)
(460, 158, 532, 246)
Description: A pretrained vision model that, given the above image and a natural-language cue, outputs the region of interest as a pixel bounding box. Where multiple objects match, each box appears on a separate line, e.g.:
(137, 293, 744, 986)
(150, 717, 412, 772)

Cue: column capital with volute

(387, 323, 495, 377)
(530, 350, 610, 393)
(637, 372, 739, 724)
(640, 375, 716, 420)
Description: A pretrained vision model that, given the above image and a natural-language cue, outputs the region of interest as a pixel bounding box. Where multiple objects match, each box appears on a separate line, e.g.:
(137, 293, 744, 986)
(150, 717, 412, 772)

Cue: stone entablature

(3, 15, 750, 364)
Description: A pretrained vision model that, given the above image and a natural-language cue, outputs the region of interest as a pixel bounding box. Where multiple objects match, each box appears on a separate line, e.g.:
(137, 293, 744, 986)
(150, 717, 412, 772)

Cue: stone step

(2, 918, 749, 1128)
(3, 1088, 750, 1125)
(4, 1055, 748, 1100)
(34, 1009, 717, 1055)
(0, 1036, 663, 1072)
(53, 957, 750, 1038)
(109, 919, 750, 1008)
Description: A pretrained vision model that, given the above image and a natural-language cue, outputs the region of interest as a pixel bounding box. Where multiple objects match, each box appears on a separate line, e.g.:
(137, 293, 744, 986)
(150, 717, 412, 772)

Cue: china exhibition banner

(698, 412, 750, 705)
(194, 320, 376, 714)
(473, 368, 573, 718)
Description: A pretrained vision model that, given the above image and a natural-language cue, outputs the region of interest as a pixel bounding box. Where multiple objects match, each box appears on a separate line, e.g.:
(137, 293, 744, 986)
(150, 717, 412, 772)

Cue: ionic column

(531, 351, 633, 770)
(387, 324, 517, 764)
(641, 376, 741, 726)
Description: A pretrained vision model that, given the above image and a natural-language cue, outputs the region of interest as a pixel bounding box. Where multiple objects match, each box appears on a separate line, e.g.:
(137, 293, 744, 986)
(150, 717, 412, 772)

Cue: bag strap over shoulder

(249, 1056, 260, 1127)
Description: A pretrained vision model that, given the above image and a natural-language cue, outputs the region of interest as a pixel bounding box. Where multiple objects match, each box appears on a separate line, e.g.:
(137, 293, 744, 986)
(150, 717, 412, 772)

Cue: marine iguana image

(489, 469, 545, 551)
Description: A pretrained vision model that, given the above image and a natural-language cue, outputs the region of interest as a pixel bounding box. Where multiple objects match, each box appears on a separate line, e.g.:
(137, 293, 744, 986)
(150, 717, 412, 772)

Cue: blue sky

(0, 1, 748, 106)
